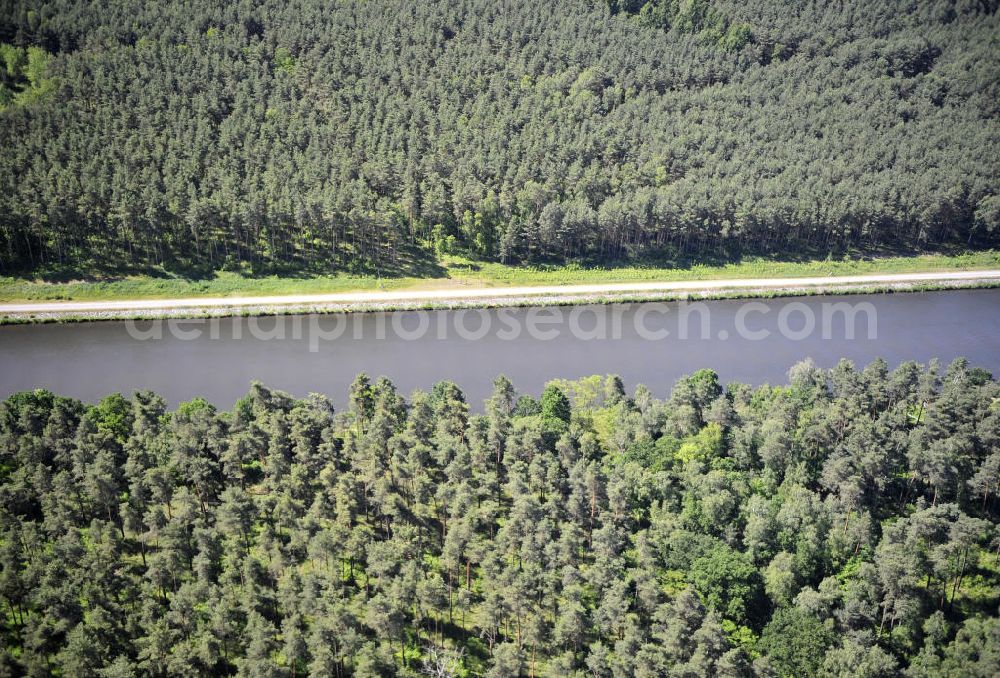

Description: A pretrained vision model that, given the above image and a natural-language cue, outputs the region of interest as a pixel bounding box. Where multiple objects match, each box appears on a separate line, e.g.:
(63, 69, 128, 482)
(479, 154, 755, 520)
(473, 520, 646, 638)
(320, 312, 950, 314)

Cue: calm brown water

(1, 289, 998, 408)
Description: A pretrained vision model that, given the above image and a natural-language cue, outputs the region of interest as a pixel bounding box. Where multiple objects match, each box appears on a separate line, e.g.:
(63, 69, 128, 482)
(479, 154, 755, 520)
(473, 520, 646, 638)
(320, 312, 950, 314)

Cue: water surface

(1, 289, 998, 408)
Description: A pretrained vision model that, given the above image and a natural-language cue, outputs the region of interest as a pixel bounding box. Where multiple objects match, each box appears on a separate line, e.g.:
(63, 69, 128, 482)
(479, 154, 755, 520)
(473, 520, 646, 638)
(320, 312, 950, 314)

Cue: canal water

(1, 289, 998, 408)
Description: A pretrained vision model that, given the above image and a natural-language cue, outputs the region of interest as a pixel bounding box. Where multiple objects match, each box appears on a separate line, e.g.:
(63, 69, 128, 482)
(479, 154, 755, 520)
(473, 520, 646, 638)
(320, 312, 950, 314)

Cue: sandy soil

(2, 270, 999, 321)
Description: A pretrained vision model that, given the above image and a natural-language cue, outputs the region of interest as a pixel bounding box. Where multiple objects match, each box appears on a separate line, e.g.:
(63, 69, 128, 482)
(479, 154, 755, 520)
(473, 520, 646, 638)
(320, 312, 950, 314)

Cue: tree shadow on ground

(7, 242, 986, 283)
(13, 243, 448, 283)
(508, 242, 981, 273)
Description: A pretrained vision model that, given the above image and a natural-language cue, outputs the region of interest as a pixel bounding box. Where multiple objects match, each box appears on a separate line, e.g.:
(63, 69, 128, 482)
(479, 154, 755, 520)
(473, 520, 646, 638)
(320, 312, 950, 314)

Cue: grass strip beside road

(1, 251, 998, 303)
(2, 270, 1000, 323)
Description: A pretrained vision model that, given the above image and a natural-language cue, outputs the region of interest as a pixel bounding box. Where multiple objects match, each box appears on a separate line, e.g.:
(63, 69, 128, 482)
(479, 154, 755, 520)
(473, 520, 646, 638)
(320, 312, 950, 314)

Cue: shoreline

(2, 271, 999, 324)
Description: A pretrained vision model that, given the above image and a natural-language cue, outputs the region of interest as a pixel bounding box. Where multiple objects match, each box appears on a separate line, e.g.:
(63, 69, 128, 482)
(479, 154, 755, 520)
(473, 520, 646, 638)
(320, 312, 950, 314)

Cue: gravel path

(2, 270, 999, 320)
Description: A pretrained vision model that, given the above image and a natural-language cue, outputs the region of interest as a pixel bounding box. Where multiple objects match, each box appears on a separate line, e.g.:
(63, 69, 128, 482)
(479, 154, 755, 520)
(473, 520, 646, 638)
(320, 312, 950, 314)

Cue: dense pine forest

(1, 359, 998, 676)
(1, 0, 999, 275)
